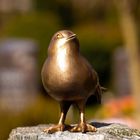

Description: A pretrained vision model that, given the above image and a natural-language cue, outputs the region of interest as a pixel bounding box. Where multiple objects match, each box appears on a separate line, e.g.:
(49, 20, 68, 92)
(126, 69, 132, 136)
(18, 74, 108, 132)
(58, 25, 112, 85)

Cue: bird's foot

(44, 124, 71, 134)
(70, 123, 97, 133)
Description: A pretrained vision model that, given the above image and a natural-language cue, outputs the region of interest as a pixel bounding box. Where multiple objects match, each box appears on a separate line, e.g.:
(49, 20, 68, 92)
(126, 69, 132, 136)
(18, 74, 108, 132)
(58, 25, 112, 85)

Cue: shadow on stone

(90, 121, 111, 128)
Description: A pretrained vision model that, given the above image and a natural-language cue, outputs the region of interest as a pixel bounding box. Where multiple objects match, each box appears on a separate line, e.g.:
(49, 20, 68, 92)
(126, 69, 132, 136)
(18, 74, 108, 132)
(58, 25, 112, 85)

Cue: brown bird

(41, 30, 103, 133)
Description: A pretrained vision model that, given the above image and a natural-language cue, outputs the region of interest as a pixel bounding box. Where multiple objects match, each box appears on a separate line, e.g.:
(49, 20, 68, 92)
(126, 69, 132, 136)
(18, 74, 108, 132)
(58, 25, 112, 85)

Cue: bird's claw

(44, 124, 65, 133)
(44, 124, 72, 134)
(70, 123, 97, 133)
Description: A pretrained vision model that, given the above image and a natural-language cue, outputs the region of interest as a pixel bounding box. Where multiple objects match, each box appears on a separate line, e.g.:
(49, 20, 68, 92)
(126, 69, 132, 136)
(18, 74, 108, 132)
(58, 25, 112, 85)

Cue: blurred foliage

(35, 0, 75, 27)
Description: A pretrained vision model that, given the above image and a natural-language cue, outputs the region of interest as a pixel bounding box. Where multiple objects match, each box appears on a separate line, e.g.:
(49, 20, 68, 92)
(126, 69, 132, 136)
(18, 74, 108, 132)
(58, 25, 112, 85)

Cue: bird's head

(48, 30, 80, 56)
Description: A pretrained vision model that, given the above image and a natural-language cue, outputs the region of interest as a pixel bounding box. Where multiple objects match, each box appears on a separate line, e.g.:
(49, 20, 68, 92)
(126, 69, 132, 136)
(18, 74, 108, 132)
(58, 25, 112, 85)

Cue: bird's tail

(94, 84, 106, 104)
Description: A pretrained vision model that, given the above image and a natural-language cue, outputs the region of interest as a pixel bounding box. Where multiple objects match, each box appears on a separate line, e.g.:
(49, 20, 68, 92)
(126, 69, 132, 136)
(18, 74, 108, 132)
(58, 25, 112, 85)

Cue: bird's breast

(41, 53, 94, 101)
(55, 49, 70, 74)
(52, 56, 76, 86)
(42, 56, 75, 88)
(42, 55, 86, 91)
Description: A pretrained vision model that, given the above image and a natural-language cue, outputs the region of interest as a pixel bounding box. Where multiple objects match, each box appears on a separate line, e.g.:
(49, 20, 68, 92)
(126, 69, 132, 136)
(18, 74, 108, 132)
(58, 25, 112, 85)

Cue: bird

(41, 30, 104, 133)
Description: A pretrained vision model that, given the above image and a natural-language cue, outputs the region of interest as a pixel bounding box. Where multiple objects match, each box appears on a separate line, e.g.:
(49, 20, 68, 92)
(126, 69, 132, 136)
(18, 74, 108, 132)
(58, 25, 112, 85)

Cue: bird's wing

(80, 55, 106, 104)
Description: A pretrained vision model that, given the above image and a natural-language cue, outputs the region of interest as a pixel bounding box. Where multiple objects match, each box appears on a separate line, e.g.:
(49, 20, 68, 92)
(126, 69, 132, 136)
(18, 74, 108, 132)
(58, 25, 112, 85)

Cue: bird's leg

(44, 101, 72, 133)
(70, 100, 97, 133)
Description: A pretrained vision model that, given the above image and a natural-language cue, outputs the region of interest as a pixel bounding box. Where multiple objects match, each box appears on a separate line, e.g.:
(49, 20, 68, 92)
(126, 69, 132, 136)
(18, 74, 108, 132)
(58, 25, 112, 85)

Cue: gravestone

(0, 39, 38, 112)
(0, 0, 33, 13)
(113, 47, 131, 96)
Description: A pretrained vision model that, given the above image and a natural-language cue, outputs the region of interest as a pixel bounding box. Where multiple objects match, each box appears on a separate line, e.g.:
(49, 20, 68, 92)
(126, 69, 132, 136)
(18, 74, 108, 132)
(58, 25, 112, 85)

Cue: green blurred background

(0, 0, 140, 139)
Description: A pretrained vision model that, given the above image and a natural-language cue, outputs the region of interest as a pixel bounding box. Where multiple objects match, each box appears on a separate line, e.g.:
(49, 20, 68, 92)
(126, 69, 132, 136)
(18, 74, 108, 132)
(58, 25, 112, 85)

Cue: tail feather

(101, 87, 107, 92)
(94, 85, 106, 104)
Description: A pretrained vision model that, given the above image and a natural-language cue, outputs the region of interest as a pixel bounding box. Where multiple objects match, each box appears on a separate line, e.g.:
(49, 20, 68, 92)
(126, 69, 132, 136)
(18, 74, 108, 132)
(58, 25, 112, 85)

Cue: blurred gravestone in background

(113, 47, 131, 96)
(0, 39, 38, 112)
(0, 0, 33, 13)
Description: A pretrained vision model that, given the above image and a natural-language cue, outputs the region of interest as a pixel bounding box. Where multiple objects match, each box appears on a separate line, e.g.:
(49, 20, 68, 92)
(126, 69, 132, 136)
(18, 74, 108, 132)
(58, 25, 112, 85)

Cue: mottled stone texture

(8, 123, 140, 140)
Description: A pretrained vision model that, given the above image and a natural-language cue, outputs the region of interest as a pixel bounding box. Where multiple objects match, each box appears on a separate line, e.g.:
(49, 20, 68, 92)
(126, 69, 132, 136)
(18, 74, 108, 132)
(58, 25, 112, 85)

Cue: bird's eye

(56, 33, 63, 39)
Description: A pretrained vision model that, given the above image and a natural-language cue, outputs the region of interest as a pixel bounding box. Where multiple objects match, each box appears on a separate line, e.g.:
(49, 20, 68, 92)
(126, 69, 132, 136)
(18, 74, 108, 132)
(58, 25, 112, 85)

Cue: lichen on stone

(107, 124, 140, 138)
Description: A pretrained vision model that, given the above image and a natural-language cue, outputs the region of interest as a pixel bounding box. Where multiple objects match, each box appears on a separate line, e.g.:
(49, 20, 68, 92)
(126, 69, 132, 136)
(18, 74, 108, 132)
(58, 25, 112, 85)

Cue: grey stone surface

(8, 123, 140, 140)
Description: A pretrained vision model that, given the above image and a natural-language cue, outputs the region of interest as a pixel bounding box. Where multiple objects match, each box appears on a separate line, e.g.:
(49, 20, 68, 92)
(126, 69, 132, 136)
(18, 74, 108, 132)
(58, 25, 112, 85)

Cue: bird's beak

(66, 34, 76, 41)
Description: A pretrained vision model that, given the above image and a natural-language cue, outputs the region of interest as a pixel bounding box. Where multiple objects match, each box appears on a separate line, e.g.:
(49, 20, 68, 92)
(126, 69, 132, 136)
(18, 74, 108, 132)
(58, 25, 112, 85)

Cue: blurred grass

(74, 21, 121, 48)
